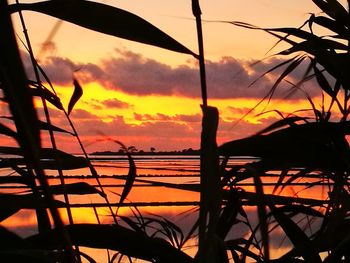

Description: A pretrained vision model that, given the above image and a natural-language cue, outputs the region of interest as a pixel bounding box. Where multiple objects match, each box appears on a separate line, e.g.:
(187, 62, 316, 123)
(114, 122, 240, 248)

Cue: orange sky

(9, 0, 347, 152)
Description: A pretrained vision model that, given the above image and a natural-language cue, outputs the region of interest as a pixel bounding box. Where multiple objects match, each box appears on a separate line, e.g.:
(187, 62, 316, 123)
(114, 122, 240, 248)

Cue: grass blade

(49, 182, 104, 197)
(9, 0, 196, 57)
(269, 203, 322, 262)
(26, 224, 195, 263)
(68, 78, 83, 115)
(30, 85, 64, 110)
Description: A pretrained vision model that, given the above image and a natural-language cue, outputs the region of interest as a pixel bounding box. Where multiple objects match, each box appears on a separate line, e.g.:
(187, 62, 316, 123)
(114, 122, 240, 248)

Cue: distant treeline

(91, 148, 200, 155)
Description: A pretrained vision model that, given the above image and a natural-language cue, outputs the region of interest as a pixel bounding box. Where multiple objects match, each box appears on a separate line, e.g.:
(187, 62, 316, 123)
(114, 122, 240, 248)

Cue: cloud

(226, 106, 256, 115)
(101, 98, 131, 109)
(36, 50, 320, 100)
(133, 113, 201, 123)
(82, 99, 104, 110)
(42, 103, 285, 152)
(70, 109, 100, 119)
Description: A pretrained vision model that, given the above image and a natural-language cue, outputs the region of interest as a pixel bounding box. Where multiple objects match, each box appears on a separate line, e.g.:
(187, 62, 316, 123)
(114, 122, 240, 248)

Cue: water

(0, 154, 329, 262)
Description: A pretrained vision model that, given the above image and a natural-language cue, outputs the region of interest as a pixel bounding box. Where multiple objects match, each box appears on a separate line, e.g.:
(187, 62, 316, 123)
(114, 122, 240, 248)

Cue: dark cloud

(82, 100, 104, 110)
(70, 109, 100, 119)
(226, 106, 256, 115)
(38, 57, 76, 85)
(36, 50, 321, 100)
(101, 98, 131, 109)
(176, 114, 201, 123)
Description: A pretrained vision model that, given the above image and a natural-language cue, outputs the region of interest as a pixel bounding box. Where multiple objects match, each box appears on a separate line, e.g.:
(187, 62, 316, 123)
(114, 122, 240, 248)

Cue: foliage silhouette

(1, 0, 350, 262)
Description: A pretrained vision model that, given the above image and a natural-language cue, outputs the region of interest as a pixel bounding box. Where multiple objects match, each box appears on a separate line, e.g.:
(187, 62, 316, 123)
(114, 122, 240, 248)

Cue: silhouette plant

(217, 0, 350, 261)
(3, 0, 350, 262)
(1, 0, 200, 262)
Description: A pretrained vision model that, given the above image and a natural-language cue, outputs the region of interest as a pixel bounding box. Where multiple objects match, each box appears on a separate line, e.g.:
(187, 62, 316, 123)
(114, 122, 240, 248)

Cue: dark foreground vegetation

(1, 0, 350, 262)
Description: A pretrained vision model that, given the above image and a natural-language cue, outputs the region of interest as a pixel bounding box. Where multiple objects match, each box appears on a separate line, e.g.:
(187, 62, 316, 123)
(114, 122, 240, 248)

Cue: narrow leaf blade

(68, 78, 83, 115)
(10, 0, 196, 57)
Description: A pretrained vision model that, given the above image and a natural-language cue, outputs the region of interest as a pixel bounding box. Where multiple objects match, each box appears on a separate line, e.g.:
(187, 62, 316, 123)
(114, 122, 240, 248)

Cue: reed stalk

(192, 1, 223, 262)
(1, 1, 77, 261)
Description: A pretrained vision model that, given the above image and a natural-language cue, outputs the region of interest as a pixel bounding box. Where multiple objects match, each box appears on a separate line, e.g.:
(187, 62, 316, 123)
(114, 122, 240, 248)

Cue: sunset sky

(10, 0, 340, 153)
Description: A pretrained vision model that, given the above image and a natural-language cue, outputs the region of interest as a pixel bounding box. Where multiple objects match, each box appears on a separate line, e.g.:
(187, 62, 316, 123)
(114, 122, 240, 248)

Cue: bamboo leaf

(25, 224, 195, 263)
(226, 239, 262, 261)
(0, 250, 63, 263)
(0, 147, 88, 170)
(267, 27, 348, 51)
(311, 16, 348, 38)
(245, 165, 269, 259)
(254, 116, 307, 136)
(0, 175, 29, 185)
(219, 121, 350, 170)
(0, 1, 41, 159)
(113, 141, 137, 205)
(49, 182, 104, 197)
(68, 78, 83, 115)
(0, 122, 17, 139)
(0, 206, 20, 223)
(30, 85, 63, 110)
(0, 194, 65, 222)
(120, 152, 137, 204)
(272, 169, 288, 195)
(37, 120, 74, 135)
(9, 0, 196, 57)
(278, 204, 324, 218)
(1, 116, 72, 135)
(241, 190, 328, 206)
(0, 226, 25, 249)
(312, 0, 349, 25)
(119, 216, 143, 232)
(217, 188, 241, 239)
(313, 63, 337, 99)
(269, 204, 322, 262)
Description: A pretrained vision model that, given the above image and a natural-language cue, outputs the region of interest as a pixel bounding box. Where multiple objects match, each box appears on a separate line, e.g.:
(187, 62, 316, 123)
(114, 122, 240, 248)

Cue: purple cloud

(36, 49, 321, 100)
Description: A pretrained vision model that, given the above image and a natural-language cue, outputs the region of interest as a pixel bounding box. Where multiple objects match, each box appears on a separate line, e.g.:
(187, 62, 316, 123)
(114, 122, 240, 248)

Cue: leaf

(254, 116, 307, 136)
(246, 165, 269, 259)
(0, 122, 17, 139)
(26, 224, 195, 263)
(277, 204, 324, 218)
(30, 85, 63, 110)
(0, 226, 25, 249)
(113, 140, 137, 205)
(311, 15, 348, 37)
(1, 116, 73, 135)
(0, 194, 65, 222)
(241, 190, 327, 206)
(49, 182, 104, 197)
(269, 204, 322, 262)
(216, 188, 241, 239)
(0, 206, 20, 223)
(0, 250, 63, 263)
(267, 27, 348, 51)
(272, 169, 288, 195)
(37, 120, 74, 135)
(312, 0, 349, 25)
(9, 0, 196, 57)
(0, 1, 41, 159)
(219, 121, 350, 170)
(0, 147, 88, 170)
(226, 239, 262, 262)
(313, 63, 337, 99)
(68, 78, 83, 115)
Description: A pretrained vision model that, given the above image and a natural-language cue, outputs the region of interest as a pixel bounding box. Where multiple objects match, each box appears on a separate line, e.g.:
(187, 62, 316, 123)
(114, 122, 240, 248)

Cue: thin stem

(15, 2, 78, 262)
(192, 0, 208, 106)
(64, 113, 119, 224)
